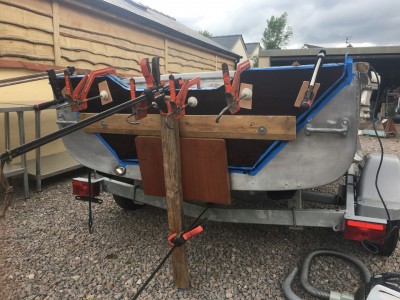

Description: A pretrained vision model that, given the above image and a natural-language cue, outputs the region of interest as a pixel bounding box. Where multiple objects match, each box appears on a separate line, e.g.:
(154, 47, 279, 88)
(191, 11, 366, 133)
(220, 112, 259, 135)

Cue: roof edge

(260, 45, 400, 58)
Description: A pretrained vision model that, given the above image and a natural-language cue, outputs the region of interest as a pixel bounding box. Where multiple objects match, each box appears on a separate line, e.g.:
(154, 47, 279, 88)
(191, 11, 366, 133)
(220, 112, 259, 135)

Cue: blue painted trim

(245, 62, 345, 72)
(95, 133, 139, 166)
(73, 60, 353, 174)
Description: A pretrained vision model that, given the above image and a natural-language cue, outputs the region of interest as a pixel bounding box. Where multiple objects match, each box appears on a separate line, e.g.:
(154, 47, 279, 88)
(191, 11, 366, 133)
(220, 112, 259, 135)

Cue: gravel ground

(1, 135, 400, 300)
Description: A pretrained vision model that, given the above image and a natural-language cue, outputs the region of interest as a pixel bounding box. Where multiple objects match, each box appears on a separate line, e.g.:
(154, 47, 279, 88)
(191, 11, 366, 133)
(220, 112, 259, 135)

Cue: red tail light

(72, 178, 101, 197)
(344, 219, 386, 243)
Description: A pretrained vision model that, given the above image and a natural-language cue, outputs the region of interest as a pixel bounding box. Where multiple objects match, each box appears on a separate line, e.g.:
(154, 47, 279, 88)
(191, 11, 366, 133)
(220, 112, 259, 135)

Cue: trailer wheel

(112, 194, 143, 210)
(374, 223, 399, 256)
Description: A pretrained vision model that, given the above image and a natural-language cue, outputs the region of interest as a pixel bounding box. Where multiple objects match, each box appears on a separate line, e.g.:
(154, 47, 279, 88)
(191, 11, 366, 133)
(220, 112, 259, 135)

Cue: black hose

(299, 249, 371, 299)
(282, 267, 303, 300)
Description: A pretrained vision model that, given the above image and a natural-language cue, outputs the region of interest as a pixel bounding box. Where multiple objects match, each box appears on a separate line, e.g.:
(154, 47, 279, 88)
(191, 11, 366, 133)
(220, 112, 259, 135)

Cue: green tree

(262, 12, 293, 49)
(252, 55, 259, 67)
(199, 30, 213, 38)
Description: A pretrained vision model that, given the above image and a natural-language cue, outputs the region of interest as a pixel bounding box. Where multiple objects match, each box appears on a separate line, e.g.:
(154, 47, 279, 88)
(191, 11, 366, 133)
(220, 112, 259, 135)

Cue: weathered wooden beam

(79, 113, 296, 140)
(160, 114, 189, 288)
(51, 0, 61, 66)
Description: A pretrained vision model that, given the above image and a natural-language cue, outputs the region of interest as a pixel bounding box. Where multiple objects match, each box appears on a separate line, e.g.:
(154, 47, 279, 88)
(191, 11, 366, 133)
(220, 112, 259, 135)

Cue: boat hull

(58, 59, 359, 193)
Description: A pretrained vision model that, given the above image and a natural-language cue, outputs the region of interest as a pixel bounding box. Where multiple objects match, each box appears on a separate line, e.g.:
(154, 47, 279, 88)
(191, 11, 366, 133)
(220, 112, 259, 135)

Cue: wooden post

(51, 0, 61, 66)
(160, 109, 189, 288)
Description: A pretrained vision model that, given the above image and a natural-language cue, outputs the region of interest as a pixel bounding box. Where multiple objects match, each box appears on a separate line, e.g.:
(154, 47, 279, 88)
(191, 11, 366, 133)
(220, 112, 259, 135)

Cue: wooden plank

(0, 23, 54, 45)
(79, 114, 296, 141)
(60, 27, 163, 60)
(0, 3, 53, 33)
(294, 81, 320, 107)
(168, 40, 216, 72)
(135, 137, 231, 205)
(159, 114, 189, 288)
(58, 4, 165, 53)
(0, 0, 53, 17)
(0, 40, 55, 61)
(60, 47, 140, 72)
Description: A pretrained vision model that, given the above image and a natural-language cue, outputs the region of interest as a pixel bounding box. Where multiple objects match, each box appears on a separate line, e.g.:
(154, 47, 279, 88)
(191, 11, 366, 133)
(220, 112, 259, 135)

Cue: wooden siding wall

(0, 0, 236, 75)
(0, 0, 55, 65)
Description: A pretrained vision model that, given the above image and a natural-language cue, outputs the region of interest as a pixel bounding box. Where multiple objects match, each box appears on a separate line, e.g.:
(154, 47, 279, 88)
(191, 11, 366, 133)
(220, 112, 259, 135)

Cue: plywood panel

(136, 137, 231, 204)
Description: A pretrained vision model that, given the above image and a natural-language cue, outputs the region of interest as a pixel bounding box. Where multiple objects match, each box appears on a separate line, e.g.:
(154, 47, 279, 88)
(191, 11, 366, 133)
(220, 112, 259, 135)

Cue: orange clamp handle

(140, 58, 154, 88)
(182, 225, 203, 241)
(167, 225, 204, 247)
(130, 78, 136, 100)
(232, 60, 250, 99)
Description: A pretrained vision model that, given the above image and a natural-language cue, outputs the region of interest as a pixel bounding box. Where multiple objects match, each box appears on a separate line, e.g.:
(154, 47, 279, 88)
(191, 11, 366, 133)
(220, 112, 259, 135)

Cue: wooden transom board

(135, 136, 231, 205)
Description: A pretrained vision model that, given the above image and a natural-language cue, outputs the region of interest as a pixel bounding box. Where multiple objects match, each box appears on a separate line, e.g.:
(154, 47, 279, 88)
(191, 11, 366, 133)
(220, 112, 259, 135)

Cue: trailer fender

(356, 153, 400, 220)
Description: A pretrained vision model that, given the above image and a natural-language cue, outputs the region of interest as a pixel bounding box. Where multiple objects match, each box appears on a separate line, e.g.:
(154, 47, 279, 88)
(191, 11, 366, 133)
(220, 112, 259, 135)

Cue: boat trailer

(1, 51, 400, 296)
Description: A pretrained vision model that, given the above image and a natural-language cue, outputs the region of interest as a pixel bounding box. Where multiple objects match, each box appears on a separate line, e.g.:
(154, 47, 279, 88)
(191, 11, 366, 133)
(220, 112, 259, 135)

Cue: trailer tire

(375, 223, 399, 256)
(113, 194, 143, 210)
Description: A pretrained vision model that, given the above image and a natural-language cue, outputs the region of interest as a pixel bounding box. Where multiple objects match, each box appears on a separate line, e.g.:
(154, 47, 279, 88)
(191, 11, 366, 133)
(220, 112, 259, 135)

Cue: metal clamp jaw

(64, 67, 117, 112)
(126, 57, 163, 125)
(164, 75, 199, 129)
(216, 60, 251, 123)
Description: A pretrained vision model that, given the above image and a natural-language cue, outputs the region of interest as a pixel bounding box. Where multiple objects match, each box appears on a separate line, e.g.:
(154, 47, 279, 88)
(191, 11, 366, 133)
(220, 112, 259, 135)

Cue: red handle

(182, 225, 203, 240)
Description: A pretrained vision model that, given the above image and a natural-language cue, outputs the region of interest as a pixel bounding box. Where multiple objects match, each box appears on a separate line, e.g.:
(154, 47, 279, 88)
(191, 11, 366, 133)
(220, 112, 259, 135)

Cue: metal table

(1, 101, 82, 193)
(0, 101, 33, 199)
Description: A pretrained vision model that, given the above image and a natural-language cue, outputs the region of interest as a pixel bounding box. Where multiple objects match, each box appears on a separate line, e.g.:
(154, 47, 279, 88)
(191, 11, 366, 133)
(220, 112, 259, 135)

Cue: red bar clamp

(168, 225, 204, 247)
(65, 67, 117, 112)
(222, 60, 251, 114)
(132, 57, 164, 121)
(169, 76, 200, 120)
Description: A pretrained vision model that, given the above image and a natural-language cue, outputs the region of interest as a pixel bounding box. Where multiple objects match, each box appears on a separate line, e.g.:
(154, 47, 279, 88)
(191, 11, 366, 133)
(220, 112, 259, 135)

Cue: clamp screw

(101, 121, 107, 128)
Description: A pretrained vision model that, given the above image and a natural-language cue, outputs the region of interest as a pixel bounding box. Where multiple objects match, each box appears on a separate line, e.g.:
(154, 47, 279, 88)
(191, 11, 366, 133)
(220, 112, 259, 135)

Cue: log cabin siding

(0, 1, 55, 63)
(0, 0, 237, 75)
(167, 41, 216, 73)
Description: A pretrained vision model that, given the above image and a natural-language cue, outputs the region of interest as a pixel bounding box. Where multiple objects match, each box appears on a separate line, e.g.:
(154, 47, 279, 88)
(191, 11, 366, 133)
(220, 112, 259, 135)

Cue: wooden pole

(160, 109, 190, 288)
(51, 0, 61, 66)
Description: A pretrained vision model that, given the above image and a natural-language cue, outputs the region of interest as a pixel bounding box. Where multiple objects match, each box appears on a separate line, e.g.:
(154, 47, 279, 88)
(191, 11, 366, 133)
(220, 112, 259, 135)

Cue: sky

(139, 0, 400, 48)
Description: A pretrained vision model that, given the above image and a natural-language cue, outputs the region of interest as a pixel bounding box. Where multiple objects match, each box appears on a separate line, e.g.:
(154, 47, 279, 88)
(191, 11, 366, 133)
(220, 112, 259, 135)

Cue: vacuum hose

(282, 267, 303, 300)
(283, 249, 371, 300)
